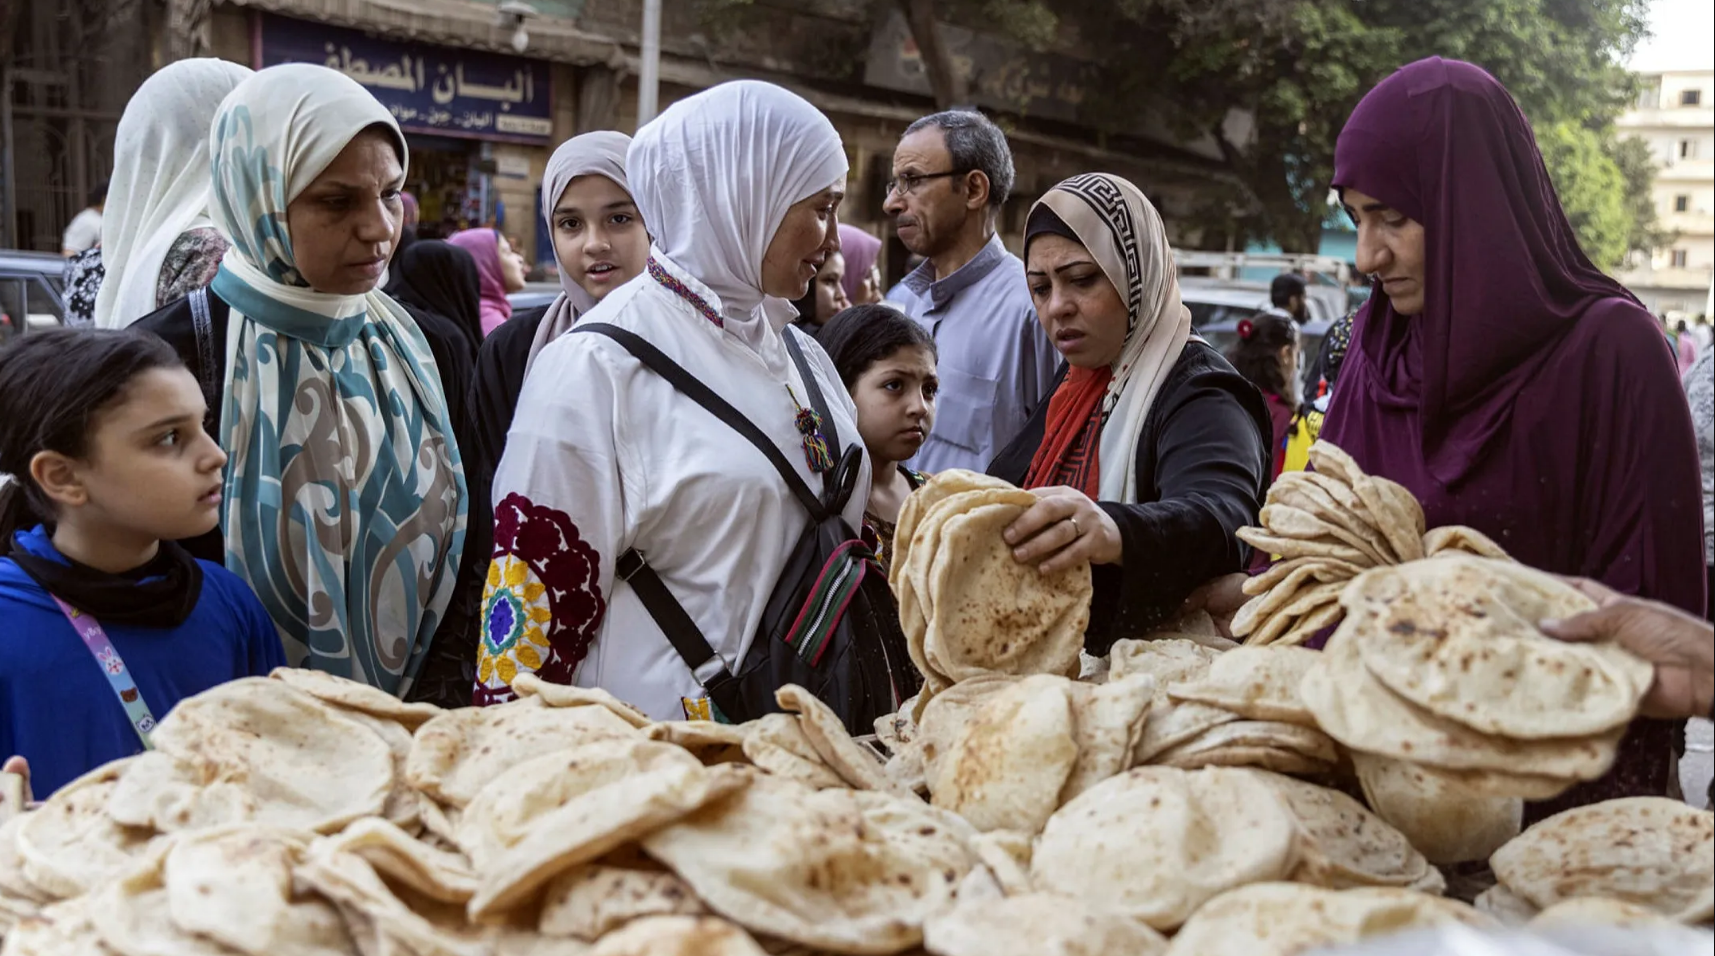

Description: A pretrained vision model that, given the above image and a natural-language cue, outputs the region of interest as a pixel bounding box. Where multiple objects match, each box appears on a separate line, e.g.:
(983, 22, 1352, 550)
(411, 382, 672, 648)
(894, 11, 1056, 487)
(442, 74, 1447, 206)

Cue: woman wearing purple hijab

(1324, 58, 1705, 815)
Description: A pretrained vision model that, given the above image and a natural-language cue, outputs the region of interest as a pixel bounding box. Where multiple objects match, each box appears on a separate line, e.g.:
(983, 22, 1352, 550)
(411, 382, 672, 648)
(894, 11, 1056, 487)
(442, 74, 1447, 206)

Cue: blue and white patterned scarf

(207, 63, 467, 696)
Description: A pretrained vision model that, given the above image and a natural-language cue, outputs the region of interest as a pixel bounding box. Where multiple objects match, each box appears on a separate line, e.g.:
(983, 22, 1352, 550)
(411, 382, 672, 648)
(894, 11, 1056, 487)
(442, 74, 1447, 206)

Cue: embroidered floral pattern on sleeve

(475, 493, 608, 705)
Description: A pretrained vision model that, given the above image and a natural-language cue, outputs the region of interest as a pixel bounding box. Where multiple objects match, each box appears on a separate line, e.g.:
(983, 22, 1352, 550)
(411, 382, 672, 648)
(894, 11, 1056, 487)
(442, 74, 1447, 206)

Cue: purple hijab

(1324, 58, 1706, 815)
(448, 227, 513, 336)
(837, 223, 881, 303)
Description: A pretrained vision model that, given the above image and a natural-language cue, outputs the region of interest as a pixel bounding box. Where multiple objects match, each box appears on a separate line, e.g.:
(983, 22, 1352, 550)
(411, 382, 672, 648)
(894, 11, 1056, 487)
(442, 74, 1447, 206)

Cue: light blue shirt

(888, 234, 1060, 473)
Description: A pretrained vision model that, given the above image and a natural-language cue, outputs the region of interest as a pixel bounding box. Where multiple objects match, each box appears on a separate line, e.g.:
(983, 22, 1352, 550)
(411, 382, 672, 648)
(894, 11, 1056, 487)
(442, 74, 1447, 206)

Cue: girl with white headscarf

(429, 131, 647, 709)
(91, 58, 252, 329)
(468, 130, 646, 483)
(988, 173, 1271, 650)
(135, 64, 467, 697)
(477, 81, 862, 719)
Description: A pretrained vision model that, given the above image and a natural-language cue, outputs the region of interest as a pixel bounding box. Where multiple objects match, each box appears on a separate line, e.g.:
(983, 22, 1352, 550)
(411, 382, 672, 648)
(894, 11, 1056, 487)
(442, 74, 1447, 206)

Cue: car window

(1187, 303, 1264, 330)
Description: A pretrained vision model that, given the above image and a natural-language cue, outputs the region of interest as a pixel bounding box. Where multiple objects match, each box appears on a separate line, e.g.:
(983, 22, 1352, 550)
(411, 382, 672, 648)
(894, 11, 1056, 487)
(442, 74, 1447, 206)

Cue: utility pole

(636, 0, 660, 129)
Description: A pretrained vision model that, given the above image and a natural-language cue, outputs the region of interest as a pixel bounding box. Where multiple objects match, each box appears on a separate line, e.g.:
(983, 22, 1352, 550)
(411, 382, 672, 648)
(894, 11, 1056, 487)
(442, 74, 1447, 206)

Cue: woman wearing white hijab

(90, 58, 252, 329)
(136, 63, 467, 696)
(433, 130, 648, 709)
(468, 130, 647, 488)
(989, 173, 1271, 650)
(476, 81, 860, 719)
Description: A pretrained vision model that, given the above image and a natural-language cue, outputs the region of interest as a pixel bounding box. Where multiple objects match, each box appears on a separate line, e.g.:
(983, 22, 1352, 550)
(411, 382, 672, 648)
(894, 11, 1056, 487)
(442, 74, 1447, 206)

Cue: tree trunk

(898, 0, 968, 108)
(1213, 122, 1325, 254)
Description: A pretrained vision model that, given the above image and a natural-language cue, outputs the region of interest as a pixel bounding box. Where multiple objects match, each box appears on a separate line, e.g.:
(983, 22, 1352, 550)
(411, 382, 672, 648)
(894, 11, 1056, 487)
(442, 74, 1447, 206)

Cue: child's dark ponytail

(1225, 313, 1301, 408)
(0, 329, 185, 545)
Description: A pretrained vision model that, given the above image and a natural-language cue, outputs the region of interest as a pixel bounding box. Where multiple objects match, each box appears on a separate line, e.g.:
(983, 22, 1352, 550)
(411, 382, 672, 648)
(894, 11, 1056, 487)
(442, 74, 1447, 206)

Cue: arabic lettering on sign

(260, 13, 552, 144)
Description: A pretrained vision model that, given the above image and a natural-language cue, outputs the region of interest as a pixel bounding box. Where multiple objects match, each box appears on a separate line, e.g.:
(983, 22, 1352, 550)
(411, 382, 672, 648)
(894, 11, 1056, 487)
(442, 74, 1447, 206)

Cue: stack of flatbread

(889, 470, 1091, 710)
(1300, 555, 1655, 804)
(1140, 642, 1341, 777)
(1232, 441, 1513, 645)
(4, 648, 1707, 955)
(1476, 797, 1715, 929)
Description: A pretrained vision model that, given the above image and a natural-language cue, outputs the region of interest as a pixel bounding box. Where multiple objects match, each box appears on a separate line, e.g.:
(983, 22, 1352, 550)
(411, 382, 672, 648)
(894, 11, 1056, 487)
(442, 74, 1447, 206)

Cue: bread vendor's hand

(1540, 580, 1715, 720)
(2, 755, 32, 807)
(1005, 487, 1122, 574)
(1180, 573, 1250, 639)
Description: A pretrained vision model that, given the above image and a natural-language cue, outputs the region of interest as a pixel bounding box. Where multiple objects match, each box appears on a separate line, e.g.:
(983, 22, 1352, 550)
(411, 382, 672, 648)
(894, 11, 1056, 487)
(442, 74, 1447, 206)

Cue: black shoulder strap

(575, 322, 825, 519)
(188, 288, 219, 429)
(783, 327, 841, 466)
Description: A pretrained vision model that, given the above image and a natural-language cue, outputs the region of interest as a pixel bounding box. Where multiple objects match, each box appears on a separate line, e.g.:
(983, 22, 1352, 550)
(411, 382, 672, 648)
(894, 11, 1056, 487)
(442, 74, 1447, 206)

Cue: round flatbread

(1164, 882, 1495, 956)
(407, 696, 642, 809)
(1423, 525, 1512, 560)
(775, 686, 902, 794)
(1060, 672, 1157, 802)
(1300, 616, 1623, 785)
(15, 762, 158, 900)
(1351, 752, 1522, 865)
(923, 893, 1168, 956)
(1260, 504, 1397, 566)
(268, 667, 442, 729)
(1242, 555, 1367, 598)
(1236, 527, 1374, 567)
(467, 761, 751, 921)
(1345, 557, 1652, 739)
(1169, 645, 1320, 725)
(537, 866, 706, 941)
(641, 776, 976, 953)
(923, 499, 1090, 685)
(588, 916, 767, 956)
(1489, 797, 1715, 920)
(741, 714, 846, 790)
(1254, 771, 1431, 889)
(150, 678, 394, 833)
(1030, 767, 1298, 931)
(929, 675, 1078, 835)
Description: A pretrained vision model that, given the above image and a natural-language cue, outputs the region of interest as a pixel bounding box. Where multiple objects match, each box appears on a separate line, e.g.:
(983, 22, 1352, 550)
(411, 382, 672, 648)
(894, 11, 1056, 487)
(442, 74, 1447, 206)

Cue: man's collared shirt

(888, 234, 1059, 473)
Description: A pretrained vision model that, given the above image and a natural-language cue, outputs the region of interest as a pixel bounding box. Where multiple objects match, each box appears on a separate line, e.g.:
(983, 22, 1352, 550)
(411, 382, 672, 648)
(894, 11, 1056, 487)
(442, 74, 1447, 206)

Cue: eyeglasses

(885, 169, 971, 197)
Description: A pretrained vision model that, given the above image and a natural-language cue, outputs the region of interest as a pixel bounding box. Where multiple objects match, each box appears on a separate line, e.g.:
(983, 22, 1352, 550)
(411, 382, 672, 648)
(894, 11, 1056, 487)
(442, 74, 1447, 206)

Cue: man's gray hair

(904, 109, 1014, 209)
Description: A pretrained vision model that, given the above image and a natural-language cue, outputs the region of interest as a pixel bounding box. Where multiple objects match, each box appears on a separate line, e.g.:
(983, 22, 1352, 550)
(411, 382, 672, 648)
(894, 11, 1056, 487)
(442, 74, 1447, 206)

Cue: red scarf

(1023, 366, 1112, 497)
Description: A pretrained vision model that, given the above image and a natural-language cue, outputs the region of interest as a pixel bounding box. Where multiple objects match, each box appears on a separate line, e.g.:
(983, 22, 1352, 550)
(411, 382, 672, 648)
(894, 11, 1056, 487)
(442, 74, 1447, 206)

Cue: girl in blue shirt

(0, 329, 284, 797)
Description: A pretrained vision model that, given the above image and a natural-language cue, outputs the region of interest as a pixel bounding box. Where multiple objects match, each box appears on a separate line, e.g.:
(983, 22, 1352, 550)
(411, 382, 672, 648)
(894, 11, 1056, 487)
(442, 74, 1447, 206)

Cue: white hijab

(626, 80, 847, 356)
(526, 130, 632, 371)
(1030, 173, 1193, 504)
(94, 58, 253, 329)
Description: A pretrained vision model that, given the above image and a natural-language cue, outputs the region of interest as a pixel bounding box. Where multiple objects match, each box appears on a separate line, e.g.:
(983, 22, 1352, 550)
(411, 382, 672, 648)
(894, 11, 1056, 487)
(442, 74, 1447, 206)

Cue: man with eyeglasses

(883, 110, 1058, 474)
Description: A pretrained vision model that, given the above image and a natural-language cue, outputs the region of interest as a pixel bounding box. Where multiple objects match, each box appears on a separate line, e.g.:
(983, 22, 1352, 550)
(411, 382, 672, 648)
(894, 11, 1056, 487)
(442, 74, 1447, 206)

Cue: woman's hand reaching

(1005, 487, 1123, 575)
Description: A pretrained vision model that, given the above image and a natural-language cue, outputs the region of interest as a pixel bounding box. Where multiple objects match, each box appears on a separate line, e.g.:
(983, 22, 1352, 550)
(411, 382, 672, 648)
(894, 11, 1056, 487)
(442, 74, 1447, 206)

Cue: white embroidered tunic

(476, 252, 869, 719)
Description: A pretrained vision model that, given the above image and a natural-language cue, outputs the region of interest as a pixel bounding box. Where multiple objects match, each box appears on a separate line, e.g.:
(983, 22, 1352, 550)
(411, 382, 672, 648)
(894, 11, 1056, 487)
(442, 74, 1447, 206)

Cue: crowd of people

(0, 56, 1710, 814)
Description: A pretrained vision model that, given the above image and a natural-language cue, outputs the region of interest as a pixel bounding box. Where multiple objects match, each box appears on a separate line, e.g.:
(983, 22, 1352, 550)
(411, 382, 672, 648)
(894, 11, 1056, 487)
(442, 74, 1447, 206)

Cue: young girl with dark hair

(817, 304, 939, 568)
(0, 329, 284, 798)
(1225, 312, 1302, 478)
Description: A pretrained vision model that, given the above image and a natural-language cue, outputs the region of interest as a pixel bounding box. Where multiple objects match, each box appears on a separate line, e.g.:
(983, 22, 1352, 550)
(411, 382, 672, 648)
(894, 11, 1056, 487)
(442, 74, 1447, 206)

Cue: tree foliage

(1536, 121, 1630, 271)
(909, 0, 1652, 261)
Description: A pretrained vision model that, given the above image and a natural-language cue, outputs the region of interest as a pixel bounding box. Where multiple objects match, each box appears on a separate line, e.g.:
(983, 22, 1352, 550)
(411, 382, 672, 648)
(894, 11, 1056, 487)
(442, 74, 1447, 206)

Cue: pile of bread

(1232, 442, 1511, 645)
(1, 463, 1709, 956)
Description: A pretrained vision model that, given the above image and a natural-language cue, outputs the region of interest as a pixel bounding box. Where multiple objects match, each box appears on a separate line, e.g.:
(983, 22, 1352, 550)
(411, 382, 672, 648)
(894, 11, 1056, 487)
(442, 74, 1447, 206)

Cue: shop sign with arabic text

(257, 14, 553, 144)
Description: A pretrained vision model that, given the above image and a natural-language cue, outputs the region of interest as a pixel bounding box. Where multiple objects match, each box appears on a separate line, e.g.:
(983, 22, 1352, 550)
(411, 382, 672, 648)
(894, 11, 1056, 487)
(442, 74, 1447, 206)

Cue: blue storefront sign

(257, 14, 553, 145)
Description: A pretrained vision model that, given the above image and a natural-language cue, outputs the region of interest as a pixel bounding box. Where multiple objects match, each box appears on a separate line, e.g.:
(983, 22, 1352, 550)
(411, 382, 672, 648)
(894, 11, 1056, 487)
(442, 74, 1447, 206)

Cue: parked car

(0, 250, 68, 343)
(1180, 281, 1336, 394)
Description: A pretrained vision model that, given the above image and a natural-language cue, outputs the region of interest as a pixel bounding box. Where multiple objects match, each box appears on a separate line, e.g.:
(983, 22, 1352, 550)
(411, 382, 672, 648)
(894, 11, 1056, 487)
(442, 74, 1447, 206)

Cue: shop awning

(218, 0, 626, 67)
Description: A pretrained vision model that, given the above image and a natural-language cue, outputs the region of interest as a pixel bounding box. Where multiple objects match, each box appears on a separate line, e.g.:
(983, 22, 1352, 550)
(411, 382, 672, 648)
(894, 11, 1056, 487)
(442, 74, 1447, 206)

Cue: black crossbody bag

(573, 323, 921, 732)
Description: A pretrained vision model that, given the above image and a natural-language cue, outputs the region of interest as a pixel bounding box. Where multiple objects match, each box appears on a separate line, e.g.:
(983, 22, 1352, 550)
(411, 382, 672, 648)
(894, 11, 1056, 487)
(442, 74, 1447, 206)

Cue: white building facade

(1618, 68, 1715, 318)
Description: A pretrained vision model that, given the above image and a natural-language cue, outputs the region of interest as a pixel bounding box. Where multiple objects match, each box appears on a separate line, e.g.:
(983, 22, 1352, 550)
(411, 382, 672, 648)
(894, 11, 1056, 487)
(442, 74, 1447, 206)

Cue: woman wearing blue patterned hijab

(197, 63, 467, 696)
